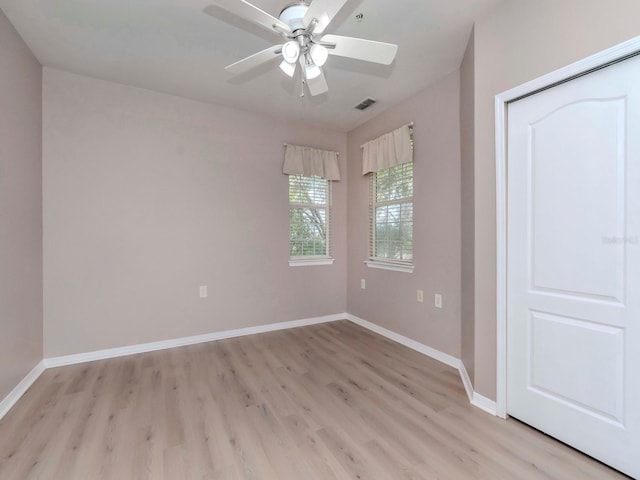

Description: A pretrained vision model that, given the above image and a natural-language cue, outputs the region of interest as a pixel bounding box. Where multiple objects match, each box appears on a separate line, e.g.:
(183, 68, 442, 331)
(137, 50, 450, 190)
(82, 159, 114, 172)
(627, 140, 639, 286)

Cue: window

(361, 123, 414, 272)
(289, 175, 333, 266)
(368, 161, 414, 272)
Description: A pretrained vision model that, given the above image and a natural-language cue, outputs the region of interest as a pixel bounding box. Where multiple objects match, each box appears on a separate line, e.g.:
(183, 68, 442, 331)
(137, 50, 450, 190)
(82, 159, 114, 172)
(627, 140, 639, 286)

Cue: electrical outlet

(434, 294, 443, 309)
(361, 278, 366, 290)
(417, 290, 424, 303)
(199, 286, 208, 298)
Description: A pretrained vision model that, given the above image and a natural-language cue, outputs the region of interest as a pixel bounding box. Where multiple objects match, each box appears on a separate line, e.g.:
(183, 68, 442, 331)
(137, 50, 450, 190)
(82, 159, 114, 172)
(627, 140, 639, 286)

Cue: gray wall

(472, 0, 640, 399)
(346, 72, 461, 358)
(0, 9, 43, 400)
(14, 0, 640, 406)
(43, 68, 347, 358)
(460, 28, 475, 383)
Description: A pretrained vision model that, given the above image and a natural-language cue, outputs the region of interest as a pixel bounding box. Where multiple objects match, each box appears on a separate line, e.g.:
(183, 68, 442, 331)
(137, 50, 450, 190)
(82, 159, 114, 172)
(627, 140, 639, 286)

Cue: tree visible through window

(370, 162, 413, 263)
(289, 175, 331, 258)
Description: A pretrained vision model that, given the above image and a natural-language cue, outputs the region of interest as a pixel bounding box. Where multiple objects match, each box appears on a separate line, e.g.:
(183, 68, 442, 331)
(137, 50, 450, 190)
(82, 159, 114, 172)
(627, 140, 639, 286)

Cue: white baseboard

(471, 392, 498, 416)
(44, 313, 346, 368)
(459, 361, 474, 403)
(346, 313, 498, 416)
(2, 315, 345, 419)
(345, 314, 461, 370)
(3, 312, 498, 422)
(0, 361, 46, 421)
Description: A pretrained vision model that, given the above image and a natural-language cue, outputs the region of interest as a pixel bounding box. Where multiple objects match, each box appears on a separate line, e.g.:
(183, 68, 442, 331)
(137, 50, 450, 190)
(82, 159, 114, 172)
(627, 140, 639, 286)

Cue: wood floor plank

(280, 413, 350, 480)
(0, 321, 631, 479)
(316, 425, 378, 480)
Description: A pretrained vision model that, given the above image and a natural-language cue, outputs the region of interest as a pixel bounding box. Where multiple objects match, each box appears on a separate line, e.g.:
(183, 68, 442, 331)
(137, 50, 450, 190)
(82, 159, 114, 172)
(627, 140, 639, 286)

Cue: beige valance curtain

(362, 123, 413, 175)
(283, 144, 341, 181)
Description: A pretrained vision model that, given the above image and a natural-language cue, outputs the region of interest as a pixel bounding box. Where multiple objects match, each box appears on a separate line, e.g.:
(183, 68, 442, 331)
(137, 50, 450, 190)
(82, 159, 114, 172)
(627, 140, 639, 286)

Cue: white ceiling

(0, 0, 502, 131)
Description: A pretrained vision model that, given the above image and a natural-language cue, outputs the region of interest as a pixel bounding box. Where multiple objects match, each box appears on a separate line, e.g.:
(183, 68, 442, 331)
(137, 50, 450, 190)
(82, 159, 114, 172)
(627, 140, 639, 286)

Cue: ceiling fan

(203, 0, 399, 96)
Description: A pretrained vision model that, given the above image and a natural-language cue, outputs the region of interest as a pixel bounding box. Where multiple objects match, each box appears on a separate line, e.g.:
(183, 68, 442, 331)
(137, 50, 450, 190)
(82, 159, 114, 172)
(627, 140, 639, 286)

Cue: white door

(507, 54, 640, 478)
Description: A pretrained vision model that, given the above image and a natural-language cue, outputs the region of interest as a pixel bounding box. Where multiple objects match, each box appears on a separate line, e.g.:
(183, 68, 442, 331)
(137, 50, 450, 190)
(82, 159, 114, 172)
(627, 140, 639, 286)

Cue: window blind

(289, 175, 332, 258)
(369, 163, 414, 263)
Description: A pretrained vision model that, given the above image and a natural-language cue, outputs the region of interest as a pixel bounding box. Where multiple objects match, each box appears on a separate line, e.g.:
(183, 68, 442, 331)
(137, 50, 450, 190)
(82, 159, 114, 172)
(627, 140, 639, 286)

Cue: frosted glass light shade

(279, 60, 296, 77)
(282, 41, 300, 64)
(310, 44, 328, 67)
(305, 63, 322, 80)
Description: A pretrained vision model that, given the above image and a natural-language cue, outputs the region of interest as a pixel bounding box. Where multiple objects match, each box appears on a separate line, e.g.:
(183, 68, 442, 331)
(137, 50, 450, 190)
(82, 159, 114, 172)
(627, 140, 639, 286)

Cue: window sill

(289, 258, 335, 267)
(365, 260, 414, 273)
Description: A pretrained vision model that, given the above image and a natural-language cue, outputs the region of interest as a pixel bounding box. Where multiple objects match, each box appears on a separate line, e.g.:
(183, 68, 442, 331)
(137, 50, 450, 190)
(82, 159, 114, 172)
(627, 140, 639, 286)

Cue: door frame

(494, 35, 640, 419)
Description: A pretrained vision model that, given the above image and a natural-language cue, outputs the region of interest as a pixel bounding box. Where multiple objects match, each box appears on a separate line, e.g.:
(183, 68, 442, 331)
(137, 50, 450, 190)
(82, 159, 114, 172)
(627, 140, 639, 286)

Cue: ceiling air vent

(355, 98, 377, 111)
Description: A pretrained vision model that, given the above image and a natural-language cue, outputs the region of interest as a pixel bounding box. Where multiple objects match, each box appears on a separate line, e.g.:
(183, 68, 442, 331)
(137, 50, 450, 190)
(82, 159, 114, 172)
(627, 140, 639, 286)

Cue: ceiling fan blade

(225, 45, 282, 75)
(204, 1, 291, 36)
(303, 0, 349, 35)
(306, 69, 329, 96)
(321, 34, 398, 65)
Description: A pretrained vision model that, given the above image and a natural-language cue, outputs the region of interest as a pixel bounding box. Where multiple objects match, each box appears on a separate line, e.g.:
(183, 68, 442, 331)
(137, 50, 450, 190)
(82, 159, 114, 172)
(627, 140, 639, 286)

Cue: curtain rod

(283, 143, 340, 156)
(360, 122, 414, 149)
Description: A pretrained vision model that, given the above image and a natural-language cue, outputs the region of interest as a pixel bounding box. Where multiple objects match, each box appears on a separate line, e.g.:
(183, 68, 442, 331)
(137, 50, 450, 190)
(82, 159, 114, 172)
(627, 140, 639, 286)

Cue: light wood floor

(0, 321, 630, 479)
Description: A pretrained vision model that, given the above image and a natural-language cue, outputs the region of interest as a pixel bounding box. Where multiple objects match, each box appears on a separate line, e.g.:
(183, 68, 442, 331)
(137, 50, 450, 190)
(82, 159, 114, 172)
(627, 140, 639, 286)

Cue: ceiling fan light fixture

(305, 63, 322, 80)
(279, 59, 296, 78)
(310, 43, 328, 67)
(282, 40, 300, 64)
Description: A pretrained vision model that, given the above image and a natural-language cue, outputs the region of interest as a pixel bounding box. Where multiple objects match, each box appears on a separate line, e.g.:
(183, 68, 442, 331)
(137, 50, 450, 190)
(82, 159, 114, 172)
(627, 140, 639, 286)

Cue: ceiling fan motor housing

(279, 2, 310, 32)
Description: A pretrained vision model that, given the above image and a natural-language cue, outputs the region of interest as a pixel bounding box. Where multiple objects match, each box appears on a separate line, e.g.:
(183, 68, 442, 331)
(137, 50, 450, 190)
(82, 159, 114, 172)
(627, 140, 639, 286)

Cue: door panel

(530, 98, 626, 302)
(529, 311, 624, 424)
(507, 55, 640, 478)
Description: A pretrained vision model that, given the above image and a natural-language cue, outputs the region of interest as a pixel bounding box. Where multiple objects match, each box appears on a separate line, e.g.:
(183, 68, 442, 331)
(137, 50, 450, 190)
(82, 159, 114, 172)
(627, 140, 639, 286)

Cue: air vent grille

(355, 98, 377, 110)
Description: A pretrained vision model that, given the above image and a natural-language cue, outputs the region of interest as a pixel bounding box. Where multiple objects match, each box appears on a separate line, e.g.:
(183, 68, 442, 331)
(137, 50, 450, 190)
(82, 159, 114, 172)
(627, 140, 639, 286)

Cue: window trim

(290, 257, 335, 267)
(367, 162, 414, 273)
(288, 175, 334, 266)
(365, 259, 414, 273)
